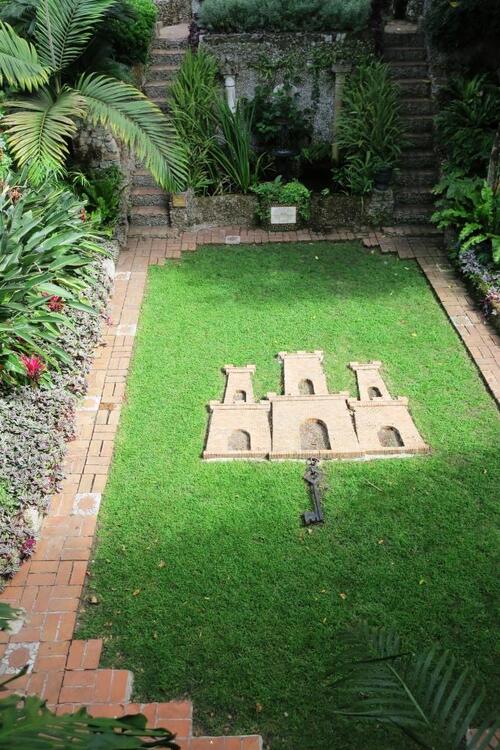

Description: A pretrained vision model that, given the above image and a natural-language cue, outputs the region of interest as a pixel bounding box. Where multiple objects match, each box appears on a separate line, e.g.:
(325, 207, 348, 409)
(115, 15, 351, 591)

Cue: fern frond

(34, 0, 116, 71)
(0, 20, 49, 90)
(76, 73, 188, 191)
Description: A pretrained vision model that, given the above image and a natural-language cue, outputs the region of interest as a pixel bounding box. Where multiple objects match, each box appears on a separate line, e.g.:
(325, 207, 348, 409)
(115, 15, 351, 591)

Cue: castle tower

(203, 365, 271, 459)
(349, 361, 428, 456)
(279, 351, 329, 396)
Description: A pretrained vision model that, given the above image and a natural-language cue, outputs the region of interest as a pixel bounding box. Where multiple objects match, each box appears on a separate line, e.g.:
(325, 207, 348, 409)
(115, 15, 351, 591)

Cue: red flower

(9, 187, 22, 203)
(21, 536, 36, 557)
(80, 207, 87, 222)
(20, 354, 46, 383)
(47, 295, 64, 312)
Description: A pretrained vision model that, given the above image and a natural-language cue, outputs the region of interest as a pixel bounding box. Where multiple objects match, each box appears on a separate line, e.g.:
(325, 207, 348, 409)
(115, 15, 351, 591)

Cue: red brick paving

(0, 224, 498, 750)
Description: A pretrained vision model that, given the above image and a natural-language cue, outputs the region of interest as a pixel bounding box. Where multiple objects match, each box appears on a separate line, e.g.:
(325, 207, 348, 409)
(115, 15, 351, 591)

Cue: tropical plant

(334, 59, 405, 194)
(199, 0, 372, 33)
(432, 171, 500, 265)
(0, 0, 186, 189)
(72, 165, 124, 231)
(0, 173, 104, 386)
(436, 76, 500, 176)
(168, 49, 263, 195)
(332, 623, 499, 749)
(252, 176, 312, 224)
(250, 85, 311, 154)
(110, 0, 157, 66)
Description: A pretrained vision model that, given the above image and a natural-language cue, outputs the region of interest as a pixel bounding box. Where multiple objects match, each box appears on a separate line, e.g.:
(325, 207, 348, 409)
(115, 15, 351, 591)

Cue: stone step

(400, 97, 435, 116)
(149, 97, 171, 113)
(396, 187, 435, 205)
(396, 168, 437, 187)
(152, 36, 188, 50)
(132, 169, 157, 187)
(395, 78, 431, 97)
(128, 224, 179, 239)
(401, 114, 434, 133)
(400, 149, 436, 168)
(131, 186, 168, 207)
(405, 131, 434, 149)
(389, 61, 429, 78)
(147, 64, 180, 81)
(382, 223, 442, 237)
(394, 204, 434, 224)
(145, 80, 175, 98)
(150, 48, 185, 65)
(130, 205, 170, 226)
(383, 31, 425, 47)
(384, 46, 426, 62)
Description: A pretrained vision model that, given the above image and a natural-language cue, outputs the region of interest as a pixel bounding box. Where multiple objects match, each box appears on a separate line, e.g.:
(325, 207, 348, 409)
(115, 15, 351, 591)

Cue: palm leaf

(34, 0, 117, 71)
(3, 87, 86, 183)
(333, 624, 496, 749)
(0, 21, 48, 90)
(76, 73, 187, 191)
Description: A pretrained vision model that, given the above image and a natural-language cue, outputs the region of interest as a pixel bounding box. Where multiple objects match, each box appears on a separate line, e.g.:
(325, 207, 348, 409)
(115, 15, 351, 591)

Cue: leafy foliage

(0, 173, 103, 387)
(73, 165, 124, 231)
(251, 85, 311, 153)
(436, 76, 500, 176)
(109, 0, 157, 66)
(199, 0, 372, 33)
(168, 49, 262, 195)
(334, 60, 405, 194)
(432, 171, 500, 266)
(252, 176, 312, 223)
(0, 0, 187, 189)
(332, 623, 499, 749)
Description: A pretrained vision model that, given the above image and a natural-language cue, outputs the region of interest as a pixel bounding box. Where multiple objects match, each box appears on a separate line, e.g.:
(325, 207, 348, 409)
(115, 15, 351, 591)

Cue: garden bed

(77, 241, 499, 750)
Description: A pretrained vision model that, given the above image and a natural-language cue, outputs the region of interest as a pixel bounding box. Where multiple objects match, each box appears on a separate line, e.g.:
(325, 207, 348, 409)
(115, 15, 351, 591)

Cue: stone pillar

(331, 63, 352, 164)
(224, 73, 237, 113)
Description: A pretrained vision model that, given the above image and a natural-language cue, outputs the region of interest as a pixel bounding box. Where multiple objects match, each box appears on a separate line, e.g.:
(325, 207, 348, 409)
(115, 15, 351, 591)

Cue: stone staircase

(129, 24, 188, 238)
(383, 21, 438, 227)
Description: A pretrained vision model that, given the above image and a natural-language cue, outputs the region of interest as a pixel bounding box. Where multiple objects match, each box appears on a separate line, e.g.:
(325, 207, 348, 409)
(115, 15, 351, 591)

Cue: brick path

(0, 226, 498, 750)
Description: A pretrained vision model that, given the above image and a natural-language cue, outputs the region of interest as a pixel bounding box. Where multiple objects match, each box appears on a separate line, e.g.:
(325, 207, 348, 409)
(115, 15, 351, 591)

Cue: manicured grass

(78, 243, 499, 749)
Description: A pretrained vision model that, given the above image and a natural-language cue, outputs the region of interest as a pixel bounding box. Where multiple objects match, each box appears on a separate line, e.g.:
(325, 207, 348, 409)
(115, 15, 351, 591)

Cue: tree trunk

(487, 123, 500, 193)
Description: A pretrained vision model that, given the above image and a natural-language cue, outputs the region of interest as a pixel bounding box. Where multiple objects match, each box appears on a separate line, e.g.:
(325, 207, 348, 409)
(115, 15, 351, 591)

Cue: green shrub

(252, 176, 312, 225)
(435, 76, 500, 177)
(199, 0, 371, 33)
(251, 85, 311, 152)
(107, 0, 157, 66)
(334, 60, 405, 194)
(71, 166, 124, 232)
(0, 174, 103, 387)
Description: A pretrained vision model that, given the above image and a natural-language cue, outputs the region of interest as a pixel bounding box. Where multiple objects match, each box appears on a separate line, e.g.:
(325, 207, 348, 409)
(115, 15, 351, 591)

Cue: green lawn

(78, 242, 499, 749)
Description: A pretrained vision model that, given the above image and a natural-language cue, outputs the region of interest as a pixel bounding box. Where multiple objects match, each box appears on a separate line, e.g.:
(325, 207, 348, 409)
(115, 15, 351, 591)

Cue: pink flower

(21, 536, 36, 557)
(47, 295, 64, 312)
(20, 354, 46, 383)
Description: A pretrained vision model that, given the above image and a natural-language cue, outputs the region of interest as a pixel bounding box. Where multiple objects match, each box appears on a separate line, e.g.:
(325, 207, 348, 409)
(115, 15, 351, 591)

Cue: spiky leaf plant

(0, 0, 187, 189)
(332, 623, 499, 750)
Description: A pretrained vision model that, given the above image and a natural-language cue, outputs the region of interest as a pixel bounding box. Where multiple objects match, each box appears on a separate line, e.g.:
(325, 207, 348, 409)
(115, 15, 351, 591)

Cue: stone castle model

(203, 352, 428, 460)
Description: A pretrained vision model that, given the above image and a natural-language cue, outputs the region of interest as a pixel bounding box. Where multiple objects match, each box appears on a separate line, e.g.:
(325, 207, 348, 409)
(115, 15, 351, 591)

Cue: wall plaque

(271, 205, 297, 224)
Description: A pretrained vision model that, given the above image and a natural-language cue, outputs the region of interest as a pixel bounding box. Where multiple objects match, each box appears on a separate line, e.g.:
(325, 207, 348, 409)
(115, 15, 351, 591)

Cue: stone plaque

(271, 205, 297, 225)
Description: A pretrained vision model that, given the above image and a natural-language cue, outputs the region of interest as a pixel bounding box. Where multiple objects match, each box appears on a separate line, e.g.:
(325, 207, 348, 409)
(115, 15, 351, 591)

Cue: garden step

(150, 48, 185, 65)
(131, 186, 168, 207)
(396, 188, 435, 206)
(130, 206, 170, 226)
(394, 204, 434, 224)
(404, 131, 434, 149)
(132, 169, 157, 188)
(401, 114, 434, 133)
(149, 97, 171, 113)
(147, 64, 180, 81)
(400, 149, 436, 168)
(383, 31, 425, 47)
(400, 97, 435, 116)
(128, 225, 179, 239)
(396, 168, 437, 188)
(395, 78, 431, 97)
(384, 46, 426, 62)
(388, 62, 429, 78)
(145, 80, 175, 98)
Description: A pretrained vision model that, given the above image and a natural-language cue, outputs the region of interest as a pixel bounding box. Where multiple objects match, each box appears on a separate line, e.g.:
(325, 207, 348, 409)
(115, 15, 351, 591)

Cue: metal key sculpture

(302, 458, 326, 526)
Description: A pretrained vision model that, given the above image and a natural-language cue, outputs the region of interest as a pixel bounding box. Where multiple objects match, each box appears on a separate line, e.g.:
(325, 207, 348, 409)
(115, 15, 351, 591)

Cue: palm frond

(3, 87, 86, 183)
(333, 624, 494, 749)
(76, 73, 188, 192)
(34, 0, 117, 71)
(0, 20, 48, 90)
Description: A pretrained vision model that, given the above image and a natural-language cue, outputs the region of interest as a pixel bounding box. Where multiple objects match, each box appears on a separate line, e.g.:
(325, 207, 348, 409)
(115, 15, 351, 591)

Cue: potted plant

(252, 177, 312, 231)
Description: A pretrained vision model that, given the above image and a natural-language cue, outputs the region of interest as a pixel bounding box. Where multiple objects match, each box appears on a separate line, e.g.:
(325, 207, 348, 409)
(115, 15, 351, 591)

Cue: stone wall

(170, 189, 394, 231)
(199, 32, 371, 143)
(155, 0, 191, 26)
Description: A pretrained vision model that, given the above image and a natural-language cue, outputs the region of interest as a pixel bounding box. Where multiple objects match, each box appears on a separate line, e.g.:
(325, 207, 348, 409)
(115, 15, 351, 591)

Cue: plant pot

(373, 166, 393, 191)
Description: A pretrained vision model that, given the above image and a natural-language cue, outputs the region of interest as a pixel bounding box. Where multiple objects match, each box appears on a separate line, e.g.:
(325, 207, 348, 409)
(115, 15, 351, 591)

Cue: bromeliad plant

(0, 0, 187, 189)
(332, 623, 499, 749)
(0, 174, 104, 387)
